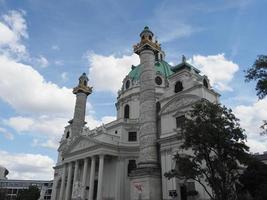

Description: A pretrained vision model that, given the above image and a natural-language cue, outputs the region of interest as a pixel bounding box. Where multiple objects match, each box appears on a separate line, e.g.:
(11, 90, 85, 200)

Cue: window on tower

(128, 132, 137, 141)
(124, 104, 130, 119)
(203, 79, 208, 88)
(174, 81, 183, 93)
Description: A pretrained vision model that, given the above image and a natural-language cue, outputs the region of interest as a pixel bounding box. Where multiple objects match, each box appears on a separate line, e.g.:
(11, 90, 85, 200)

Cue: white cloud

(0, 10, 27, 57)
(189, 54, 239, 91)
(32, 139, 59, 150)
(0, 55, 75, 115)
(0, 127, 14, 140)
(86, 115, 116, 130)
(5, 116, 67, 139)
(87, 53, 139, 93)
(0, 150, 54, 180)
(233, 98, 267, 153)
(36, 55, 49, 68)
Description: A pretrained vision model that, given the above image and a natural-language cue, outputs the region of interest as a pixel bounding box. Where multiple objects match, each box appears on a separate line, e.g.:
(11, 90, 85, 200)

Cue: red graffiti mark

(134, 183, 143, 192)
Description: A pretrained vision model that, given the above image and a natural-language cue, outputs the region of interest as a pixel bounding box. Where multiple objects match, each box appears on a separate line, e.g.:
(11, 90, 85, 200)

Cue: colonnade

(56, 155, 105, 200)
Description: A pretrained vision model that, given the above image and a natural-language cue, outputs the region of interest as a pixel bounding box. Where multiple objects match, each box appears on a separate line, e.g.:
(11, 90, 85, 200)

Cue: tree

(238, 158, 267, 200)
(16, 185, 40, 200)
(245, 55, 267, 99)
(165, 100, 250, 200)
(245, 55, 267, 135)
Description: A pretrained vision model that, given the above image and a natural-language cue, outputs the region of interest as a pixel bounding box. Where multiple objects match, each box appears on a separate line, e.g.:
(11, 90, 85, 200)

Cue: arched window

(66, 131, 70, 139)
(125, 80, 130, 89)
(124, 104, 130, 119)
(149, 35, 152, 41)
(175, 81, 183, 93)
(203, 79, 208, 88)
(83, 80, 87, 86)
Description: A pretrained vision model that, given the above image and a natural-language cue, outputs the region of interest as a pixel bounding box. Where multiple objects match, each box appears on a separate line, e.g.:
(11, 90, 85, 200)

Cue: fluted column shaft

(65, 163, 73, 200)
(58, 164, 67, 200)
(88, 156, 96, 200)
(81, 158, 89, 199)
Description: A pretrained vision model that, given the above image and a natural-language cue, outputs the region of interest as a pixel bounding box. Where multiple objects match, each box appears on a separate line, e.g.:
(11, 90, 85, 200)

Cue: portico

(54, 154, 105, 200)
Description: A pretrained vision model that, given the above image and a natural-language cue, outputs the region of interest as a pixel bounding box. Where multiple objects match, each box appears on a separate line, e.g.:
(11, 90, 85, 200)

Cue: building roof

(128, 60, 174, 80)
(172, 60, 200, 74)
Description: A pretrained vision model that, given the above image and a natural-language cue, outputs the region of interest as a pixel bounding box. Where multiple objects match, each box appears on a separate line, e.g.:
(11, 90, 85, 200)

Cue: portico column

(81, 158, 89, 199)
(88, 156, 96, 200)
(97, 155, 104, 200)
(65, 162, 74, 200)
(59, 164, 67, 200)
(72, 160, 79, 189)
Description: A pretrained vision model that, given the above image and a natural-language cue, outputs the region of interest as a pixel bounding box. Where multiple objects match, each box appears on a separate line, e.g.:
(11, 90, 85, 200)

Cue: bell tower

(130, 26, 162, 200)
(71, 73, 92, 137)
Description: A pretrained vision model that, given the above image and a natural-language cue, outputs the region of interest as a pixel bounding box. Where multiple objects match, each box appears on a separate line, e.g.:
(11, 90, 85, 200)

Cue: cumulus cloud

(189, 54, 239, 91)
(87, 53, 139, 93)
(0, 150, 54, 180)
(0, 10, 27, 57)
(233, 98, 267, 153)
(85, 115, 116, 129)
(0, 55, 75, 115)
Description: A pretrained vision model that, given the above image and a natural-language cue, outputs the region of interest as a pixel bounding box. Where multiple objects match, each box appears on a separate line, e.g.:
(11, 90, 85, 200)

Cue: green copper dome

(128, 60, 174, 80)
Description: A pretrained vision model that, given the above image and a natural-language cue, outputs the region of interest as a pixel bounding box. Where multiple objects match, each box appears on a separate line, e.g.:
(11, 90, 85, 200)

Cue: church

(51, 27, 219, 200)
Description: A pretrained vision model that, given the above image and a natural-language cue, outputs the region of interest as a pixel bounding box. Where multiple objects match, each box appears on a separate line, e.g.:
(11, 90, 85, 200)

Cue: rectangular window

(128, 132, 137, 141)
(176, 115, 185, 128)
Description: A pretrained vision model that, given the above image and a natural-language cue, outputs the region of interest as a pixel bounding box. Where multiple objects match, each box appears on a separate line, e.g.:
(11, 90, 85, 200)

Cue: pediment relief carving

(160, 95, 201, 115)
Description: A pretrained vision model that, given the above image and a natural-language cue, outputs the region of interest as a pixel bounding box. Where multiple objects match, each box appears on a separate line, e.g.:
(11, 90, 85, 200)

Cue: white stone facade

(51, 28, 219, 200)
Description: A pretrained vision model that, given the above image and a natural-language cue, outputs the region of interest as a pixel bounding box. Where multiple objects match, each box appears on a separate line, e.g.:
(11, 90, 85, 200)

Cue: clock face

(155, 76, 162, 85)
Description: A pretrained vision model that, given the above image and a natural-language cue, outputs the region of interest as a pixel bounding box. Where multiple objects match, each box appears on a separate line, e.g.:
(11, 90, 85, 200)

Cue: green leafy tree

(245, 55, 267, 135)
(238, 159, 267, 200)
(245, 55, 267, 99)
(165, 100, 250, 200)
(16, 185, 40, 200)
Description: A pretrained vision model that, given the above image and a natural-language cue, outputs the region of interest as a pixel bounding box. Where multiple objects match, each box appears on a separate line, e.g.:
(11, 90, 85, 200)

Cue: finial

(73, 72, 92, 95)
(182, 55, 186, 63)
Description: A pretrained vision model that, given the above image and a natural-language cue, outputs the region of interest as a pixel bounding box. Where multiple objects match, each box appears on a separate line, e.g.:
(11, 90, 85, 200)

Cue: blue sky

(0, 0, 266, 180)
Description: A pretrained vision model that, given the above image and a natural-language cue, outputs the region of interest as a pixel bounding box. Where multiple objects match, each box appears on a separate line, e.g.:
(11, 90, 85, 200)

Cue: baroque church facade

(51, 27, 219, 200)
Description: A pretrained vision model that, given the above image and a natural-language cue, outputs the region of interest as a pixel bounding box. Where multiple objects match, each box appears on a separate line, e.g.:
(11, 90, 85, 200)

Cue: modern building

(0, 179, 53, 200)
(51, 27, 219, 200)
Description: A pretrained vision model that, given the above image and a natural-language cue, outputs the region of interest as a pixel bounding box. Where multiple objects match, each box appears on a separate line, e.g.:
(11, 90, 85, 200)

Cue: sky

(0, 0, 266, 180)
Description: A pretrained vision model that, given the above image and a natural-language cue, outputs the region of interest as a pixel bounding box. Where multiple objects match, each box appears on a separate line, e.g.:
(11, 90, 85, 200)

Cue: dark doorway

(93, 180, 98, 200)
(180, 185, 187, 200)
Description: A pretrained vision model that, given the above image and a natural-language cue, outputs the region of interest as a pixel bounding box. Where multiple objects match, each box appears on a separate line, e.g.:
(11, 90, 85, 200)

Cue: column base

(129, 167, 162, 200)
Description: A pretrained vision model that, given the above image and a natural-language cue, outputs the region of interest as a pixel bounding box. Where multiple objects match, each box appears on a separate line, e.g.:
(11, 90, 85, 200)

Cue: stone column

(72, 160, 79, 190)
(88, 156, 96, 200)
(65, 162, 74, 200)
(97, 155, 104, 200)
(81, 157, 89, 199)
(58, 164, 67, 200)
(138, 49, 159, 168)
(51, 177, 58, 200)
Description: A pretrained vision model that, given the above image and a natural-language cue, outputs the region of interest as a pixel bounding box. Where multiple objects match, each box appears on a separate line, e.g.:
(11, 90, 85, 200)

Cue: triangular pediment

(65, 136, 98, 154)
